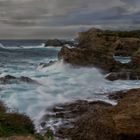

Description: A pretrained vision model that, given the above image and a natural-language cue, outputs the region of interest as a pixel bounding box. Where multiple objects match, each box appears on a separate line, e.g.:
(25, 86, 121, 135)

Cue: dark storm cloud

(0, 0, 139, 39)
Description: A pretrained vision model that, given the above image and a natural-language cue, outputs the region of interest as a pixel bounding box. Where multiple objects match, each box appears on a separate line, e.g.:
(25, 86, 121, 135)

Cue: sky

(0, 0, 140, 39)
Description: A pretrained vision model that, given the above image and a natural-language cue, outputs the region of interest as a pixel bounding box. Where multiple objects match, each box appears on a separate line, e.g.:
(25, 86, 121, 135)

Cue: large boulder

(0, 75, 39, 85)
(45, 39, 76, 47)
(58, 28, 140, 79)
(58, 46, 120, 72)
(110, 89, 140, 139)
(45, 39, 63, 47)
(114, 38, 140, 56)
(105, 70, 140, 81)
(127, 48, 140, 78)
(51, 88, 140, 140)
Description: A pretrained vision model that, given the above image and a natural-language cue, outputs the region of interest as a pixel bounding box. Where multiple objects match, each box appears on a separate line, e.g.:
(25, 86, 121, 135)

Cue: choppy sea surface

(0, 44, 140, 132)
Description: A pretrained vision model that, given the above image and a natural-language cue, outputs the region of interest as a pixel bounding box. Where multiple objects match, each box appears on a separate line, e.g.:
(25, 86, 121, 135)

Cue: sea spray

(0, 47, 140, 133)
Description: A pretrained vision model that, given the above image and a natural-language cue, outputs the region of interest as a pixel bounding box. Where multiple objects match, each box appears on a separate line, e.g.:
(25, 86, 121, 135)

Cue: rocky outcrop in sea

(41, 88, 140, 140)
(44, 39, 76, 47)
(59, 28, 140, 80)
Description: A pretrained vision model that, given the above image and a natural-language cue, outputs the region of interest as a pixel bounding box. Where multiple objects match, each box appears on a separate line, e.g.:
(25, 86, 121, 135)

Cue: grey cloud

(0, 0, 139, 38)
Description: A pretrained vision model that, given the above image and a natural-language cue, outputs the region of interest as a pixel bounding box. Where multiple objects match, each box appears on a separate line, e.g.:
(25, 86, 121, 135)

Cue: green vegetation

(0, 101, 55, 140)
(0, 113, 35, 137)
(98, 30, 140, 38)
(44, 128, 54, 140)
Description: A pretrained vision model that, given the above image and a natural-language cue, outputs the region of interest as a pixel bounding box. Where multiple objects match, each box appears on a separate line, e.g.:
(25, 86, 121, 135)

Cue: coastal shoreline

(0, 28, 140, 140)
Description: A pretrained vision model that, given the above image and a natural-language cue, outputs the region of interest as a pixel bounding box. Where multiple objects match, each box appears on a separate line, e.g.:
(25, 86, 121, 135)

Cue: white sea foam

(0, 43, 5, 48)
(0, 47, 140, 133)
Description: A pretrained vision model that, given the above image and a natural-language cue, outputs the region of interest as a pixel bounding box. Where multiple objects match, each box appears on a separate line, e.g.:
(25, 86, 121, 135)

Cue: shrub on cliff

(0, 112, 35, 137)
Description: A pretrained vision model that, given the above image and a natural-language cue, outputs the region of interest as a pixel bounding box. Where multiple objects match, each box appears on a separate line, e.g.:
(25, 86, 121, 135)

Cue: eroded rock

(42, 89, 140, 140)
(0, 75, 39, 85)
(38, 60, 57, 68)
(58, 46, 119, 72)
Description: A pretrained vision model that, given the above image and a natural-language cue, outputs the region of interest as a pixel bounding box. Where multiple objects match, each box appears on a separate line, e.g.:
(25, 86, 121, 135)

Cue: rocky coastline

(59, 28, 140, 80)
(55, 28, 140, 139)
(1, 28, 140, 140)
(39, 88, 140, 140)
(44, 39, 77, 47)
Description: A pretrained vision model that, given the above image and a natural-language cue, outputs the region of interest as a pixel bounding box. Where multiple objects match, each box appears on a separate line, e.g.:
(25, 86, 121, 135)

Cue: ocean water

(0, 45, 140, 132)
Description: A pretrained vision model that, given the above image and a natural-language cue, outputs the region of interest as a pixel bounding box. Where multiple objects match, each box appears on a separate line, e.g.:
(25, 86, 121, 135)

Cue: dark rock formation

(114, 38, 140, 56)
(0, 75, 39, 85)
(58, 46, 120, 72)
(38, 60, 57, 68)
(131, 49, 140, 77)
(43, 88, 140, 140)
(108, 88, 140, 101)
(45, 39, 63, 47)
(45, 39, 76, 47)
(105, 72, 130, 81)
(105, 70, 140, 81)
(58, 28, 140, 80)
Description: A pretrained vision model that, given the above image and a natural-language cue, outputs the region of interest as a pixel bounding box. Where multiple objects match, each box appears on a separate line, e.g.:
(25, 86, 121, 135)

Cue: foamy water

(0, 46, 140, 132)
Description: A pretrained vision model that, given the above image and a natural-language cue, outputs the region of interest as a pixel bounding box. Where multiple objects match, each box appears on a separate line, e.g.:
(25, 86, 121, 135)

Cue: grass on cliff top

(0, 101, 35, 137)
(0, 113, 35, 137)
(0, 101, 54, 140)
(99, 30, 140, 38)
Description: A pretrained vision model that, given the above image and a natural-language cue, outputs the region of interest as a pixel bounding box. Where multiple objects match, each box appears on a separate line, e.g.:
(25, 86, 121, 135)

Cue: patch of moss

(0, 101, 52, 140)
(44, 128, 54, 140)
(100, 30, 140, 38)
(0, 112, 35, 137)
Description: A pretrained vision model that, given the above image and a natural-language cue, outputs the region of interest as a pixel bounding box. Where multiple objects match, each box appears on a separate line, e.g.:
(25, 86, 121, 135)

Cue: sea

(0, 40, 140, 133)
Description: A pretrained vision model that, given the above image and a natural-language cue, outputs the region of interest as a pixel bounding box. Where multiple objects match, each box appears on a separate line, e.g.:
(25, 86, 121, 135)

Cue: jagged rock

(0, 75, 17, 84)
(105, 72, 131, 81)
(49, 88, 140, 140)
(126, 48, 140, 78)
(114, 38, 140, 56)
(131, 48, 140, 69)
(59, 46, 125, 72)
(108, 88, 140, 101)
(38, 60, 57, 68)
(59, 28, 140, 72)
(19, 76, 38, 84)
(0, 75, 39, 85)
(106, 71, 140, 81)
(58, 28, 140, 80)
(45, 39, 75, 47)
(45, 39, 63, 47)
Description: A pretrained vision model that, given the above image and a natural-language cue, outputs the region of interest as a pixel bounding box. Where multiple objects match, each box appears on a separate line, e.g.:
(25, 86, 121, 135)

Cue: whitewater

(0, 45, 140, 132)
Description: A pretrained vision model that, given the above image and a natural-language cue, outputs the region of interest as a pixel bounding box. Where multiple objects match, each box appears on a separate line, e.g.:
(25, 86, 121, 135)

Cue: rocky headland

(45, 28, 140, 140)
(44, 39, 76, 47)
(1, 28, 140, 140)
(41, 88, 140, 140)
(59, 28, 140, 80)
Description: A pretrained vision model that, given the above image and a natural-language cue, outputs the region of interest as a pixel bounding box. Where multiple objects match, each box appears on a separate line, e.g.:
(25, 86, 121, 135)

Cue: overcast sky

(0, 0, 140, 39)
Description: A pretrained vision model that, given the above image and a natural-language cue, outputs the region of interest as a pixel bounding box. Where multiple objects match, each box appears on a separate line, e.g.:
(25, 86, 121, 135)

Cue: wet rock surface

(58, 46, 119, 72)
(105, 70, 140, 81)
(0, 75, 39, 85)
(42, 89, 140, 140)
(114, 38, 140, 56)
(45, 39, 76, 47)
(38, 60, 57, 68)
(59, 28, 140, 80)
